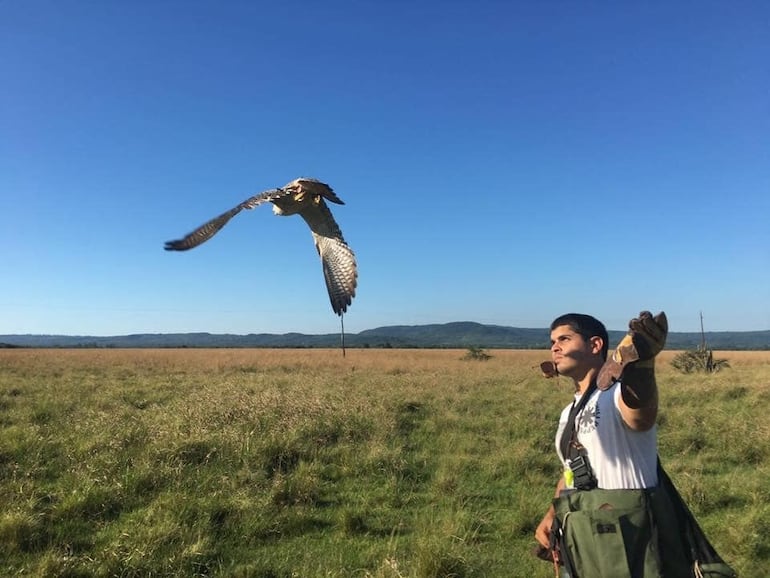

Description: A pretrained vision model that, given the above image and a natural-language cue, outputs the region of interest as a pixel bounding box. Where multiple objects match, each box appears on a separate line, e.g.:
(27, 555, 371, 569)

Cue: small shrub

(671, 347, 729, 374)
(462, 347, 491, 361)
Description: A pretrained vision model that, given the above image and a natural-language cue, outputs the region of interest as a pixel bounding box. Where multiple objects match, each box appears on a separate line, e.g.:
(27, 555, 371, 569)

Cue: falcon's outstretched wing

(164, 188, 286, 251)
(297, 198, 357, 315)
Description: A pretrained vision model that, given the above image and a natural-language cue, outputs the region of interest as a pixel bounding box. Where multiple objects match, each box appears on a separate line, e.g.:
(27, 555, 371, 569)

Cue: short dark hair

(550, 313, 609, 361)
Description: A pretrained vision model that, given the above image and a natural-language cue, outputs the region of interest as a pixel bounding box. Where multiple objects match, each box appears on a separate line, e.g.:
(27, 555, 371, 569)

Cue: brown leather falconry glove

(596, 311, 668, 391)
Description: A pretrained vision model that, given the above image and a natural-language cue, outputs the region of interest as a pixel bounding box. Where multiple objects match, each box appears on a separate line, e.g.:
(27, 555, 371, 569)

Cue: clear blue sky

(2, 1, 768, 336)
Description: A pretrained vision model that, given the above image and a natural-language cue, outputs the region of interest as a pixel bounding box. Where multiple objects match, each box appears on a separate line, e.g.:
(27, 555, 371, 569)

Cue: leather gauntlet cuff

(619, 361, 658, 410)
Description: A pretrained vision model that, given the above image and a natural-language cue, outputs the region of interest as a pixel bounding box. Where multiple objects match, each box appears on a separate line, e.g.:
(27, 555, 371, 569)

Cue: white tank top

(555, 382, 658, 489)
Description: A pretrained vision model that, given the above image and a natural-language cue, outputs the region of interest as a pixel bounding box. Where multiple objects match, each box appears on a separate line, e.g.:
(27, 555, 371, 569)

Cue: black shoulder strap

(559, 381, 597, 461)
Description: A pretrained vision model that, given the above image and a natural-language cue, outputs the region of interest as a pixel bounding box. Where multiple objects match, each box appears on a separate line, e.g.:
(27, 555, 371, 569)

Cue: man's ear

(590, 336, 604, 355)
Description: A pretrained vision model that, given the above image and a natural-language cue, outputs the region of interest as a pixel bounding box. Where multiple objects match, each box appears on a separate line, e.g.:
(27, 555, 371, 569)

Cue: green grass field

(1, 348, 767, 577)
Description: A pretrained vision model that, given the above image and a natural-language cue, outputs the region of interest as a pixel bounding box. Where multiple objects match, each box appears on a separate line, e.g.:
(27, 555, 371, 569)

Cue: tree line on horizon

(1, 322, 768, 350)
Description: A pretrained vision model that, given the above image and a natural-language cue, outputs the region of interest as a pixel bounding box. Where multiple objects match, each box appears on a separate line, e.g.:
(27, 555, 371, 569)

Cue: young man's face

(549, 324, 603, 379)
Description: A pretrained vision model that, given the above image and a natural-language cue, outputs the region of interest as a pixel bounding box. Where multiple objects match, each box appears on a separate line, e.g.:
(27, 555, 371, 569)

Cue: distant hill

(2, 321, 768, 349)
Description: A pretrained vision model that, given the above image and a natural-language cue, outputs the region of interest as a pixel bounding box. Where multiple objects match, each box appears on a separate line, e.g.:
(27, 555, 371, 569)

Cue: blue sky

(1, 1, 768, 337)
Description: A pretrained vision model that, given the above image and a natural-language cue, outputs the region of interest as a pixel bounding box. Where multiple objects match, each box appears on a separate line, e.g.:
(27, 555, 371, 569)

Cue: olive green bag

(553, 487, 661, 578)
(552, 463, 737, 578)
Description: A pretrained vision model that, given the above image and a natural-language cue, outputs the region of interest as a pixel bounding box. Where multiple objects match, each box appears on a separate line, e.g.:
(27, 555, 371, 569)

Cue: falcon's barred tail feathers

(164, 177, 358, 322)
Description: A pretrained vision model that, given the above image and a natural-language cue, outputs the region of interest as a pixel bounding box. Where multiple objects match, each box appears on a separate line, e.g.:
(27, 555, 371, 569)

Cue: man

(534, 311, 672, 577)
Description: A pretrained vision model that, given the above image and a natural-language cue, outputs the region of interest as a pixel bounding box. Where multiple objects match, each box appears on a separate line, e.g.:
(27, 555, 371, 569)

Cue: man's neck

(574, 367, 600, 395)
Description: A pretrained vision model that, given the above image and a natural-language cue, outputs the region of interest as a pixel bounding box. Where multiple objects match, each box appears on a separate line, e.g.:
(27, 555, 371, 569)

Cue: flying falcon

(164, 178, 358, 319)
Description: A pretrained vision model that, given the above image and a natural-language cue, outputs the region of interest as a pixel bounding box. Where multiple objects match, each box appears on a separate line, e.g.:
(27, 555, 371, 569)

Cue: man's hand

(597, 311, 668, 390)
(535, 507, 555, 549)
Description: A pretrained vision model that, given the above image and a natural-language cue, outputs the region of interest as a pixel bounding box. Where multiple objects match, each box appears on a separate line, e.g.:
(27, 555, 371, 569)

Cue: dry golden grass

(0, 347, 557, 369)
(3, 347, 767, 377)
(3, 346, 767, 366)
